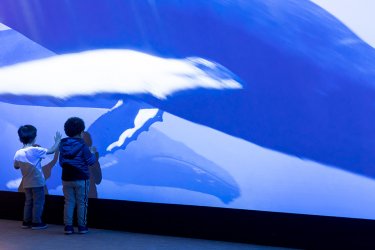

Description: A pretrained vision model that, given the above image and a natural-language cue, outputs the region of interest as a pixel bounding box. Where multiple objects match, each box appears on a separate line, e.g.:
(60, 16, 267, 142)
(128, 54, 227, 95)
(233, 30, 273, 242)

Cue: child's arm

(83, 145, 97, 166)
(90, 146, 99, 159)
(46, 131, 62, 154)
(14, 160, 33, 169)
(13, 160, 21, 169)
(42, 151, 59, 180)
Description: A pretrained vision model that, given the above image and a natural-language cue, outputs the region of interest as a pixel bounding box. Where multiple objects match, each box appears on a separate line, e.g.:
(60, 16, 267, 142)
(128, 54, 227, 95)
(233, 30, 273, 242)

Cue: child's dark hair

(18, 125, 37, 144)
(64, 117, 85, 137)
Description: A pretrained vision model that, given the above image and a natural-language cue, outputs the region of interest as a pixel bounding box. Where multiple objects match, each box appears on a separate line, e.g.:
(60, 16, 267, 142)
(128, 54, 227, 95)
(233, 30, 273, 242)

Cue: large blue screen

(1, 0, 375, 220)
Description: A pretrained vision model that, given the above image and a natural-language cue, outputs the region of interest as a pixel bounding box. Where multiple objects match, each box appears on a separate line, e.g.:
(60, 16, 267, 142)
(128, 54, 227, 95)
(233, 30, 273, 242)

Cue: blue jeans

(63, 180, 90, 226)
(24, 186, 45, 224)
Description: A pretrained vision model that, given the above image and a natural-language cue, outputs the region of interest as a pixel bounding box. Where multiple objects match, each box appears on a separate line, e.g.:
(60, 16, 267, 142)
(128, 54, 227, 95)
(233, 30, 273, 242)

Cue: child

(18, 151, 59, 194)
(14, 125, 61, 229)
(59, 117, 97, 234)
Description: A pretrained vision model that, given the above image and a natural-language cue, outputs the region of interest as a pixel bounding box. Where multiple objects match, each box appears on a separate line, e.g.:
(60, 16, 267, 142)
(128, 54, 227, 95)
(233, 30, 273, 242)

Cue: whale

(0, 0, 375, 181)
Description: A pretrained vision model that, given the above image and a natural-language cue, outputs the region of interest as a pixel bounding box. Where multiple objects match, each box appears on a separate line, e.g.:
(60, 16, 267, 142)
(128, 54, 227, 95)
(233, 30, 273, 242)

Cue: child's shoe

(31, 222, 47, 230)
(21, 221, 32, 229)
(64, 225, 74, 234)
(78, 225, 88, 234)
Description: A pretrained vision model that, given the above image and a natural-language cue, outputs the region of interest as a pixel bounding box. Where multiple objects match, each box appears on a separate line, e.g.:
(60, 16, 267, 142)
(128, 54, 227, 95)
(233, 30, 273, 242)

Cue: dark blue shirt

(59, 137, 97, 181)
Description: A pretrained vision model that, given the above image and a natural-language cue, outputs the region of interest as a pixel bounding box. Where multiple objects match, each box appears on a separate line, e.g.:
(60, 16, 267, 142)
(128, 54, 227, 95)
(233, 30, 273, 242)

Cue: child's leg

(31, 186, 45, 223)
(75, 179, 90, 227)
(63, 181, 76, 226)
(23, 188, 33, 223)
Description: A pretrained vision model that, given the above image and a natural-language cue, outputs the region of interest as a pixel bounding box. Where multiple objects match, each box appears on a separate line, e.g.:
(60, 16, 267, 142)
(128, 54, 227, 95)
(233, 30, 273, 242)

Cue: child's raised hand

(54, 131, 62, 143)
(46, 131, 62, 154)
(90, 146, 97, 154)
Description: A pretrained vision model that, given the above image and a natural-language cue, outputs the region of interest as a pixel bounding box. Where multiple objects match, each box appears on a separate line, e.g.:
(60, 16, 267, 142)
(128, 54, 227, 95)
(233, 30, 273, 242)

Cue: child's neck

(72, 133, 82, 139)
(23, 143, 34, 148)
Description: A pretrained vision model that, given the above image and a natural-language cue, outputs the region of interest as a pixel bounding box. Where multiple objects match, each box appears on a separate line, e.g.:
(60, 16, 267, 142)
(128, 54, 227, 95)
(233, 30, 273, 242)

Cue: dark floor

(0, 219, 296, 250)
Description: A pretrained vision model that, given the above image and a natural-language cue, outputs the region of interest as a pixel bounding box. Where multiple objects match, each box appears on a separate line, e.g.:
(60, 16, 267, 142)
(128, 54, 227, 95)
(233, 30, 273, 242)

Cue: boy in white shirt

(14, 125, 61, 229)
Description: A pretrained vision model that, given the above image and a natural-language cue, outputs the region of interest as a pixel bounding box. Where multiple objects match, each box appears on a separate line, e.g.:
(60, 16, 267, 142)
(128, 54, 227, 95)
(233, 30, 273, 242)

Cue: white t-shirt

(14, 147, 48, 188)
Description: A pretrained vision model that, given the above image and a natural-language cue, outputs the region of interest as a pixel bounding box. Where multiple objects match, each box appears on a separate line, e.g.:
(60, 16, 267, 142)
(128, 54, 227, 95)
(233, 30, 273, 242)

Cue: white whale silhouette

(0, 49, 242, 99)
